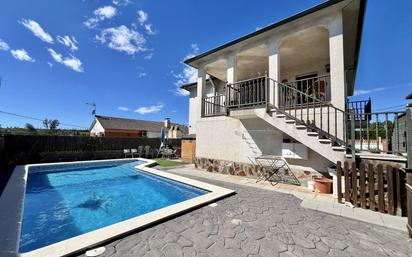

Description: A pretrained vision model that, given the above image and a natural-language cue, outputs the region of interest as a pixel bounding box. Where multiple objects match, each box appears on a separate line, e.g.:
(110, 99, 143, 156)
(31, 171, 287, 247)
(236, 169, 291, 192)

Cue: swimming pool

(19, 160, 207, 253)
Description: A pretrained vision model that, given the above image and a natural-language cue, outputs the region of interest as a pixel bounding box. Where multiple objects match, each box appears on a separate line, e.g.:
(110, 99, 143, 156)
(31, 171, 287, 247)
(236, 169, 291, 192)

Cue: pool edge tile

(3, 158, 235, 257)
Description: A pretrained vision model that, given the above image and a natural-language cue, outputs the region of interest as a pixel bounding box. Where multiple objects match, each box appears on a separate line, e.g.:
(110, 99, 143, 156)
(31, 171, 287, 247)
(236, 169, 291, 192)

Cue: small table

(253, 155, 300, 186)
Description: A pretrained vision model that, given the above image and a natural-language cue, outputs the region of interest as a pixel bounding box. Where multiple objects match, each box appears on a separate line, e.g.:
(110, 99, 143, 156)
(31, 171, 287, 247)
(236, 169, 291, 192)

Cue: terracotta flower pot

(314, 178, 333, 194)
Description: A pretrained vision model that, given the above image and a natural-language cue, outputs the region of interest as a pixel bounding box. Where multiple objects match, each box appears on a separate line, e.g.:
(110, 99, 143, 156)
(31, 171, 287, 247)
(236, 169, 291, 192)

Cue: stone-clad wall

(194, 157, 259, 177)
(194, 157, 323, 183)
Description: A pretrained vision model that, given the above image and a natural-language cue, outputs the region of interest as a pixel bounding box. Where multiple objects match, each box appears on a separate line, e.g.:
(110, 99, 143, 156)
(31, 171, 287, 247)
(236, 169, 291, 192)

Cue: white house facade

(182, 0, 370, 180)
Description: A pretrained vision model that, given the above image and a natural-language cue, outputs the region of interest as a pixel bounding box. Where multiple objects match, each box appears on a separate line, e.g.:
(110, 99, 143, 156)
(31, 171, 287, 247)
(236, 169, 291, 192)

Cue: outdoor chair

(144, 145, 151, 158)
(123, 149, 132, 158)
(162, 148, 174, 159)
(131, 148, 137, 158)
(137, 146, 144, 157)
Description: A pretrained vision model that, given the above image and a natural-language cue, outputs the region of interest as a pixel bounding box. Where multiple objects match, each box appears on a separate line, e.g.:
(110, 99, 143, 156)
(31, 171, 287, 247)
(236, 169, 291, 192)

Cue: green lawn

(155, 158, 188, 167)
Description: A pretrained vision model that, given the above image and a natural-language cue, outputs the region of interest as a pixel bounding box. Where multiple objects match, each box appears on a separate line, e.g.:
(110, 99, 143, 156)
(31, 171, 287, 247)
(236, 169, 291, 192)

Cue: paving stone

(259, 238, 288, 257)
(182, 247, 196, 257)
(314, 241, 330, 253)
(177, 236, 193, 248)
(75, 170, 411, 257)
(143, 249, 165, 257)
(292, 234, 316, 249)
(224, 238, 241, 249)
(245, 227, 265, 240)
(240, 239, 260, 255)
(164, 231, 180, 243)
(162, 243, 184, 257)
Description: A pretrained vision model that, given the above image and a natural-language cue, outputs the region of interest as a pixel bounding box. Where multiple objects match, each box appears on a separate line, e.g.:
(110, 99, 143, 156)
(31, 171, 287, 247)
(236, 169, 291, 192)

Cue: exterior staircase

(202, 76, 407, 164)
(255, 108, 346, 163)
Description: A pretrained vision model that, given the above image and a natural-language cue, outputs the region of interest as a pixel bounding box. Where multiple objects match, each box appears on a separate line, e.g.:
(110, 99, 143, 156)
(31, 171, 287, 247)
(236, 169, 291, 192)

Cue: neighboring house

(182, 0, 371, 179)
(89, 115, 187, 138)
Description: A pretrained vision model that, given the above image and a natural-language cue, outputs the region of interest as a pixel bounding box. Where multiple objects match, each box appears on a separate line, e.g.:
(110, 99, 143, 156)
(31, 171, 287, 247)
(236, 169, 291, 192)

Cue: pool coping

(0, 158, 235, 257)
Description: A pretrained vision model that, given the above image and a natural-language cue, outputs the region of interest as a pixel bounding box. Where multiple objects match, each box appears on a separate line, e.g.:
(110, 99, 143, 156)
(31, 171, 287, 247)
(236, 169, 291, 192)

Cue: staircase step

(295, 125, 307, 129)
(275, 114, 286, 118)
(285, 120, 296, 124)
(318, 139, 332, 144)
(307, 132, 318, 136)
(332, 146, 346, 151)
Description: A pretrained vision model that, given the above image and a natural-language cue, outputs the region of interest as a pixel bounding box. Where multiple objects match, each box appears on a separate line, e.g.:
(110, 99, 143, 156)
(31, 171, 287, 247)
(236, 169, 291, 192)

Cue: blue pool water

(19, 160, 207, 253)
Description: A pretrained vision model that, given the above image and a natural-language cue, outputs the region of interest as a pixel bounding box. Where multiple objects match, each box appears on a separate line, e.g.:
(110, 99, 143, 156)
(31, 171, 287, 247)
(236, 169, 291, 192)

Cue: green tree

(49, 119, 60, 134)
(25, 123, 37, 135)
(43, 118, 49, 129)
(43, 118, 60, 135)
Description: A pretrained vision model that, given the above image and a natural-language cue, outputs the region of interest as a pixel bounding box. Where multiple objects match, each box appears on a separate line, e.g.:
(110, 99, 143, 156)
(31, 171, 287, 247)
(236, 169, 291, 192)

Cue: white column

(328, 13, 346, 111)
(227, 53, 237, 84)
(268, 38, 280, 107)
(328, 13, 345, 141)
(197, 68, 206, 119)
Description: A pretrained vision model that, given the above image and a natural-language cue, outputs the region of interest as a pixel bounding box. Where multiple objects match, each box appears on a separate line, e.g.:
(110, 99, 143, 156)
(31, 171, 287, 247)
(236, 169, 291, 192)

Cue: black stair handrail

(268, 78, 348, 147)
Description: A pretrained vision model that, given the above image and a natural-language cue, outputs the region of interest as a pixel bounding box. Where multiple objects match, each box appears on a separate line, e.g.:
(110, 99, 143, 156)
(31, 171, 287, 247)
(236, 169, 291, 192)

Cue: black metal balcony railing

(202, 94, 226, 117)
(347, 111, 407, 155)
(347, 98, 372, 121)
(226, 76, 267, 109)
(284, 75, 330, 104)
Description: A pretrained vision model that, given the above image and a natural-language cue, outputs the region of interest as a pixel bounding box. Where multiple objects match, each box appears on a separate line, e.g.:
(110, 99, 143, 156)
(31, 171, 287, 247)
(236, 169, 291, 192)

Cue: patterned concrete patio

(76, 167, 412, 257)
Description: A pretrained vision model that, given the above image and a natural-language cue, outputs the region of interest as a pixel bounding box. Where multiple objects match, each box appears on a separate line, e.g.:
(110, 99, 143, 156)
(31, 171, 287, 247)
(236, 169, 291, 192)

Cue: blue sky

(0, 0, 410, 129)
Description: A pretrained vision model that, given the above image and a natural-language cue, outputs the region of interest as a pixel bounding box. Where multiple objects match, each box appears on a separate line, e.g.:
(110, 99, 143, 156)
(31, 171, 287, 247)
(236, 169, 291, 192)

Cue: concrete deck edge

(0, 158, 235, 257)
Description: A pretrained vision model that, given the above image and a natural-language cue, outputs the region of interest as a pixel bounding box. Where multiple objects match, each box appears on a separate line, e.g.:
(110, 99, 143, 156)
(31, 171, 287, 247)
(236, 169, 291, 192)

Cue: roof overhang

(180, 82, 197, 92)
(184, 0, 367, 73)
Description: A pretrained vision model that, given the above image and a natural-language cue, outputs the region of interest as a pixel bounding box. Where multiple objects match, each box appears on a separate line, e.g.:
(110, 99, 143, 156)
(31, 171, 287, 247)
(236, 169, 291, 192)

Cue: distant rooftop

(92, 115, 187, 133)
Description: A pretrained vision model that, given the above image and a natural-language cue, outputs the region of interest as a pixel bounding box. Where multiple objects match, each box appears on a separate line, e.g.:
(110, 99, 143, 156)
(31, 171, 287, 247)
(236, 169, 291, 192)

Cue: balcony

(201, 75, 333, 117)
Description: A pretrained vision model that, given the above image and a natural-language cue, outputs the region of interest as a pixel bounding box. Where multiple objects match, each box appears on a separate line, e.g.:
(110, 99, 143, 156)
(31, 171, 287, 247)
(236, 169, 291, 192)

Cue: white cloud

(353, 83, 409, 97)
(144, 52, 153, 60)
(10, 49, 35, 62)
(112, 0, 132, 6)
(47, 62, 53, 67)
(144, 24, 155, 35)
(137, 10, 156, 35)
(137, 10, 148, 25)
(135, 103, 164, 114)
(84, 18, 99, 29)
(0, 39, 10, 51)
(19, 19, 53, 43)
(48, 48, 83, 72)
(138, 72, 147, 78)
(95, 6, 117, 19)
(84, 6, 117, 28)
(353, 87, 386, 96)
(118, 106, 130, 111)
(172, 44, 199, 96)
(96, 25, 146, 55)
(56, 35, 78, 52)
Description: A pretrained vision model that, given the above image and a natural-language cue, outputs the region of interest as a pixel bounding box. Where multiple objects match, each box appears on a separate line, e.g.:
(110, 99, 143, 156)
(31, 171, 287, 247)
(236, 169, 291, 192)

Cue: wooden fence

(336, 160, 407, 216)
(0, 135, 181, 168)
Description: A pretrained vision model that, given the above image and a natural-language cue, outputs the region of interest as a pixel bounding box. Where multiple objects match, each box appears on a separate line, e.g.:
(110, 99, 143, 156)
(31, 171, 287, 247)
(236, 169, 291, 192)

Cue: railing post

(405, 108, 412, 236)
(350, 109, 356, 162)
(406, 108, 412, 168)
(265, 76, 269, 112)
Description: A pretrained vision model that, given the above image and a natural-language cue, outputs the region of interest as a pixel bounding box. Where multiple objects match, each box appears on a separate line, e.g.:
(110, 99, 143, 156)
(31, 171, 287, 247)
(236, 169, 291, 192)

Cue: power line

(0, 110, 87, 129)
(374, 104, 405, 112)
